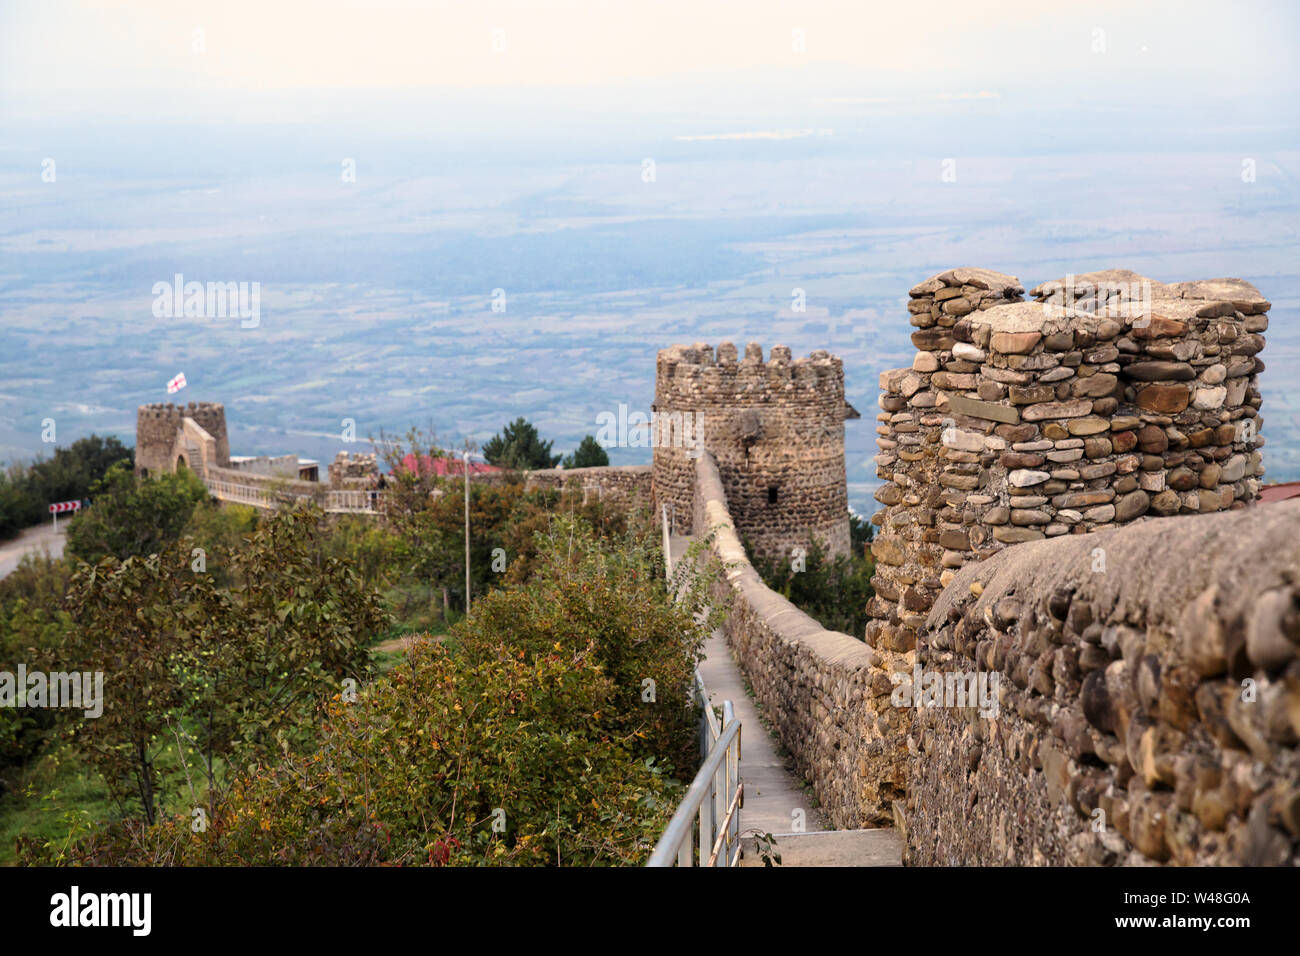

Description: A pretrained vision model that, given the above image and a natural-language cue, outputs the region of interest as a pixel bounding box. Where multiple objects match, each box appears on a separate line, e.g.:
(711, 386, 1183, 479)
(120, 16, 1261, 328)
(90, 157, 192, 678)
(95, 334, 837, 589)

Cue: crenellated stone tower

(653, 341, 859, 561)
(135, 401, 231, 478)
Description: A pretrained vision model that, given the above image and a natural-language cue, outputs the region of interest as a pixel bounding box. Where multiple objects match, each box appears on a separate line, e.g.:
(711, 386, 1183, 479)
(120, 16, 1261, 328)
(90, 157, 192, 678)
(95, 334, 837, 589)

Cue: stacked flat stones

(653, 342, 852, 561)
(908, 500, 1300, 866)
(329, 450, 379, 487)
(135, 401, 230, 477)
(868, 267, 1025, 653)
(870, 267, 1268, 651)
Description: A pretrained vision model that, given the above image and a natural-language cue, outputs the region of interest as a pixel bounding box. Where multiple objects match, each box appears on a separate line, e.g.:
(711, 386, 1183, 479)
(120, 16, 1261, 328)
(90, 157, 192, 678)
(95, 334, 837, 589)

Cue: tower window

(767, 486, 779, 505)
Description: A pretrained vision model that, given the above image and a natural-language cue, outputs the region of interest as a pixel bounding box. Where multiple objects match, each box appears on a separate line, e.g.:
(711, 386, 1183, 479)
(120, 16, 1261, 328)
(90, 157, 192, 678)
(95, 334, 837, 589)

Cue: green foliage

(0, 435, 132, 540)
(58, 504, 388, 825)
(753, 530, 875, 638)
(28, 516, 716, 866)
(65, 460, 210, 564)
(562, 435, 610, 469)
(0, 467, 36, 541)
(482, 417, 560, 470)
(0, 554, 76, 794)
(849, 510, 875, 556)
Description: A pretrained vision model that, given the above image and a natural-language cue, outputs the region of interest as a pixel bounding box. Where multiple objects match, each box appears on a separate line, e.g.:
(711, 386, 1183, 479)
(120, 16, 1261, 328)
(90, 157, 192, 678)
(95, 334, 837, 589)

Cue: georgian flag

(167, 372, 187, 394)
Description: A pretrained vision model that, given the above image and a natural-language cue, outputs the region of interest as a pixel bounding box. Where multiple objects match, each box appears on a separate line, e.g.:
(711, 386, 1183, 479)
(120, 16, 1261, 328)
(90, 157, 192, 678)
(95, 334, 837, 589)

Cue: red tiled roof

(1258, 481, 1300, 504)
(398, 453, 502, 478)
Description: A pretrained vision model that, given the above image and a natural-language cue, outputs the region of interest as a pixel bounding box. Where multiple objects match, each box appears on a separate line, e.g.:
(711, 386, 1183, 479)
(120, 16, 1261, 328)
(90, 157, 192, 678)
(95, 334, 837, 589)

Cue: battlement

(656, 342, 844, 403)
(870, 265, 1268, 657)
(653, 341, 855, 561)
(137, 401, 227, 418)
(135, 401, 230, 477)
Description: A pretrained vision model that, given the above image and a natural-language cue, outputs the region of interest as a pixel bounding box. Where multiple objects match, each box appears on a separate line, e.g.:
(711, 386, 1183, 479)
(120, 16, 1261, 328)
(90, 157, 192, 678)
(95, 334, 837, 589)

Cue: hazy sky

(4, 0, 1298, 122)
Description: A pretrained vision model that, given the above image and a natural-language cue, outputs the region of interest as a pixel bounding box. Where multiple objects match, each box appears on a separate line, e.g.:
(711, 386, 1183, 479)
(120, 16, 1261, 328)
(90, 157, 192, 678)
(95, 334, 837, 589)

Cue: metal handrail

(647, 681, 742, 867)
(650, 509, 744, 867)
(662, 503, 674, 578)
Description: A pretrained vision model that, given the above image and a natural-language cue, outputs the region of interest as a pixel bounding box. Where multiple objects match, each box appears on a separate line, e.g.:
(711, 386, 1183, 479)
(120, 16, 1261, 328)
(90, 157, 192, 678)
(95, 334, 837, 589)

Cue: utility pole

(461, 439, 477, 616)
(463, 448, 471, 615)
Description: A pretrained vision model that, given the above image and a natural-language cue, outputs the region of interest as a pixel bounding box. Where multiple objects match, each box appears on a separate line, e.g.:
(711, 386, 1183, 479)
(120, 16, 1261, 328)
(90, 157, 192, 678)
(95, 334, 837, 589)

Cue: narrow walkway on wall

(697, 628, 822, 834)
(673, 536, 902, 867)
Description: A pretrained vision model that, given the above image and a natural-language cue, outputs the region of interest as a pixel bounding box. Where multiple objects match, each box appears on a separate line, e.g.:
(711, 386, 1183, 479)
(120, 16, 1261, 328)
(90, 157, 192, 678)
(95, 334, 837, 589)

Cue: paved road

(0, 523, 65, 579)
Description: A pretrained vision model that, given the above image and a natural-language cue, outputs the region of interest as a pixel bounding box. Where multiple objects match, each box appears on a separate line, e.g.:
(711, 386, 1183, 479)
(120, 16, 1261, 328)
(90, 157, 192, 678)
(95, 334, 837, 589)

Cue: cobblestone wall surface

(906, 500, 1300, 866)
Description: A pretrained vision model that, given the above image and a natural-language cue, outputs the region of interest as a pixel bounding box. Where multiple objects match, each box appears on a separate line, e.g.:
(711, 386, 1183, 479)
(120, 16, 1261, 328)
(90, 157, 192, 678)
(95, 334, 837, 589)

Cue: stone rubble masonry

(908, 500, 1300, 866)
(330, 451, 380, 488)
(653, 341, 855, 563)
(135, 402, 231, 478)
(519, 465, 652, 508)
(693, 451, 907, 827)
(869, 267, 1026, 656)
(870, 267, 1267, 662)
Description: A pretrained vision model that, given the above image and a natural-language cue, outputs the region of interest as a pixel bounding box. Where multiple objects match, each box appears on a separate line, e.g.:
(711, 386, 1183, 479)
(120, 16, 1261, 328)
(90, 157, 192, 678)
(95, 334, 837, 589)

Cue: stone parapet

(694, 451, 906, 827)
(906, 499, 1300, 865)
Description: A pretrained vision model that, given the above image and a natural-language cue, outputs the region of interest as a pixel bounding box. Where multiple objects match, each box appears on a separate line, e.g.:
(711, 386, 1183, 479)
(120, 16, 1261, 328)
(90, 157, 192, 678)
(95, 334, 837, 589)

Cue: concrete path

(0, 523, 64, 580)
(697, 628, 824, 836)
(674, 533, 902, 866)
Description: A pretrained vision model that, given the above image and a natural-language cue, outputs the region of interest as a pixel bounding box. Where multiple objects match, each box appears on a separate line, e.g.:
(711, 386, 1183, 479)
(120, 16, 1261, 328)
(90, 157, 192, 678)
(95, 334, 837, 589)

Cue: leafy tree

(24, 435, 133, 507)
(59, 505, 387, 825)
(27, 516, 717, 866)
(562, 434, 610, 469)
(65, 461, 210, 564)
(0, 553, 75, 793)
(482, 417, 560, 470)
(0, 435, 132, 540)
(0, 466, 38, 539)
(63, 548, 190, 823)
(754, 533, 875, 638)
(370, 426, 446, 524)
(850, 510, 875, 556)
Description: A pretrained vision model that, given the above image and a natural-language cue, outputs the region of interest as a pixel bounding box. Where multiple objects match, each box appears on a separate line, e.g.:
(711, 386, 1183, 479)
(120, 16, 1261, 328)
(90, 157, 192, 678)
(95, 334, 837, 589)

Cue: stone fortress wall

(652, 341, 857, 562)
(907, 499, 1300, 866)
(136, 401, 656, 510)
(685, 266, 1296, 865)
(520, 465, 652, 506)
(869, 267, 1268, 655)
(693, 449, 908, 827)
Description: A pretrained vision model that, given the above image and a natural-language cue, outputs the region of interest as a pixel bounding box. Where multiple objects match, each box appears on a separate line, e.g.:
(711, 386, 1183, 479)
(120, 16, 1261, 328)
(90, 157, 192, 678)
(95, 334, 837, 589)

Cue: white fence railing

(203, 478, 381, 515)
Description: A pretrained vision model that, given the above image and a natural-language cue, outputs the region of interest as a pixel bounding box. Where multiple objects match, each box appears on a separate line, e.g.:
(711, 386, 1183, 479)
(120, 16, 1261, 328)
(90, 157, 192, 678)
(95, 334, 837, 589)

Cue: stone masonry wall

(655, 342, 854, 563)
(868, 268, 1025, 654)
(906, 500, 1300, 866)
(135, 402, 230, 476)
(870, 268, 1267, 660)
(522, 464, 653, 508)
(329, 451, 380, 488)
(693, 451, 908, 828)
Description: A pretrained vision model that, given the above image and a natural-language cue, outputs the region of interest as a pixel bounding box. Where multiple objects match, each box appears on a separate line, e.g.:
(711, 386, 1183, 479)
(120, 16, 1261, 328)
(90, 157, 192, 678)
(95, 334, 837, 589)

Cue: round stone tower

(653, 341, 855, 562)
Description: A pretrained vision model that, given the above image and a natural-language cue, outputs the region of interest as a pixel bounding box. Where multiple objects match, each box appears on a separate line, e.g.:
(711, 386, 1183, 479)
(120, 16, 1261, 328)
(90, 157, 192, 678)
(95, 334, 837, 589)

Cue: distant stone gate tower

(653, 341, 859, 561)
(135, 401, 231, 478)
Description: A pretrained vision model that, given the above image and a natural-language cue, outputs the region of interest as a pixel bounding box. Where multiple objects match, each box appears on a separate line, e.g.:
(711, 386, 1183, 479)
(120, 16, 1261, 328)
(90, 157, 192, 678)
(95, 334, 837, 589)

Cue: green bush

(25, 515, 716, 866)
(0, 554, 76, 794)
(0, 435, 133, 540)
(562, 435, 610, 469)
(49, 504, 387, 827)
(65, 461, 210, 564)
(754, 529, 875, 638)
